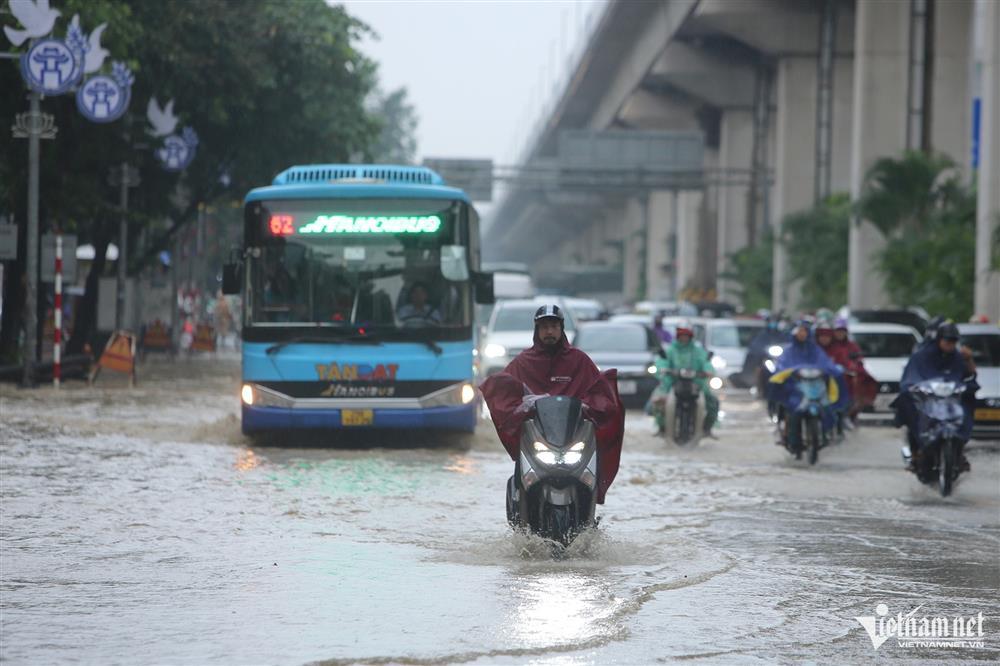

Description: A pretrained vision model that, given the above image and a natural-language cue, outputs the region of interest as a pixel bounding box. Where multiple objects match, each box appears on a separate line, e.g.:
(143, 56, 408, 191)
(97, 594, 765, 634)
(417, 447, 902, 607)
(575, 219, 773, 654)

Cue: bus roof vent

(272, 164, 444, 186)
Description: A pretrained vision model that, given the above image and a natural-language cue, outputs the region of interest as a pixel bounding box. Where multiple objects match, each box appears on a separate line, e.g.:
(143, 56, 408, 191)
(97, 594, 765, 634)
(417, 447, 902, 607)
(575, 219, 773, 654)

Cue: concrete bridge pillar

(622, 196, 648, 302)
(976, 0, 1000, 320)
(930, 0, 974, 168)
(848, 0, 910, 309)
(717, 109, 754, 303)
(773, 56, 818, 311)
(646, 190, 677, 301)
(675, 190, 704, 296)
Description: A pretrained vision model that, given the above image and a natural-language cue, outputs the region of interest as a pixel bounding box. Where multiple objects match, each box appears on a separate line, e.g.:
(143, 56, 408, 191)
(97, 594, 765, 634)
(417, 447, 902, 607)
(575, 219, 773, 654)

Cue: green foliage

(858, 150, 964, 236)
(859, 152, 976, 321)
(780, 194, 849, 310)
(720, 231, 773, 312)
(0, 0, 382, 246)
(370, 87, 419, 164)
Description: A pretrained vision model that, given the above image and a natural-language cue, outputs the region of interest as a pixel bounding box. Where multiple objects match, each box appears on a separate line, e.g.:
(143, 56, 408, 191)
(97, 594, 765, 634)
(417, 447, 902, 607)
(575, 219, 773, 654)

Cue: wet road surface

(1, 357, 998, 664)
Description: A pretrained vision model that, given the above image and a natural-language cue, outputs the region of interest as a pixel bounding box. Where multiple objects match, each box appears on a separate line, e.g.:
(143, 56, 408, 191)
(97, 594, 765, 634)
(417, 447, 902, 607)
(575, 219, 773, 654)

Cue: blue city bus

(223, 164, 493, 435)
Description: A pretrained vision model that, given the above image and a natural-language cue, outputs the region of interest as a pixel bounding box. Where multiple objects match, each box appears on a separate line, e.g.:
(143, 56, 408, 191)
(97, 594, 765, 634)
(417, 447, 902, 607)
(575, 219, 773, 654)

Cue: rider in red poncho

(479, 305, 624, 503)
(820, 318, 878, 419)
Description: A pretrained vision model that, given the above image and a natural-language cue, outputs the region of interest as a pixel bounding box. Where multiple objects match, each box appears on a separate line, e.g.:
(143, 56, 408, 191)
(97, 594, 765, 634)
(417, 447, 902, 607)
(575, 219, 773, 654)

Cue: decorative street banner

(155, 126, 199, 172)
(76, 62, 133, 123)
(20, 38, 83, 95)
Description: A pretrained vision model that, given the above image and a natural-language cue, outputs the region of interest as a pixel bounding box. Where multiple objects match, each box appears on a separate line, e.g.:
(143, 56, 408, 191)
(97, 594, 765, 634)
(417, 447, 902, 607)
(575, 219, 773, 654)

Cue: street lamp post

(11, 91, 57, 386)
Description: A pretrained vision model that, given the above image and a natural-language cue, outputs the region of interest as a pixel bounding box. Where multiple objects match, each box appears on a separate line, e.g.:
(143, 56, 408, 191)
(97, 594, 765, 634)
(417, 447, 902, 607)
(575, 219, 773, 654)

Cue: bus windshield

(246, 198, 471, 330)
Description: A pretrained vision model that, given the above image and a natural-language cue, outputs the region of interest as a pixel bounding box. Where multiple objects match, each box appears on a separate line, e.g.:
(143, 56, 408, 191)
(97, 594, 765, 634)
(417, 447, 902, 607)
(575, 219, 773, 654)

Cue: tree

(1, 0, 383, 361)
(719, 230, 773, 313)
(780, 194, 850, 310)
(369, 87, 419, 164)
(858, 152, 976, 321)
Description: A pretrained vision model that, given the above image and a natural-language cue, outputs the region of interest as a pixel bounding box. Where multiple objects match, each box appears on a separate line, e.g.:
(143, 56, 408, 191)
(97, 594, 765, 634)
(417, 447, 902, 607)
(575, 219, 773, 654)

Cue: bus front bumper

(241, 402, 477, 433)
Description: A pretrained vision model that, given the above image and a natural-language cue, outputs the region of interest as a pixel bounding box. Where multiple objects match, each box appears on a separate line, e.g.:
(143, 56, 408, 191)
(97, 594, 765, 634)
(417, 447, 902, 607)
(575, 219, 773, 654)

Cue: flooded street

(2, 357, 998, 664)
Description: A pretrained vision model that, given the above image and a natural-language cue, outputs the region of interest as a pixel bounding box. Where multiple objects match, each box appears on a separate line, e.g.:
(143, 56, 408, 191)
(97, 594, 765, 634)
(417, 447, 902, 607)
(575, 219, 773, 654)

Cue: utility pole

(110, 161, 140, 331)
(11, 91, 57, 387)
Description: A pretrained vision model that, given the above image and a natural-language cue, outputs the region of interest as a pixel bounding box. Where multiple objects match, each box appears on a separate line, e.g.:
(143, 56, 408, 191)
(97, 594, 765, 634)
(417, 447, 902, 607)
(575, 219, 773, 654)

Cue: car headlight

(241, 384, 255, 405)
(461, 384, 476, 404)
(711, 355, 727, 370)
(484, 343, 507, 358)
(768, 345, 784, 357)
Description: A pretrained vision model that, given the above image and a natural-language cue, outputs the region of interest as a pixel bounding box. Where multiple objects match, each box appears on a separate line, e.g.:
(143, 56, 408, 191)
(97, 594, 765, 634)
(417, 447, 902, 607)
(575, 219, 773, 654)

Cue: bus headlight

(461, 384, 476, 404)
(241, 384, 255, 405)
(484, 343, 507, 359)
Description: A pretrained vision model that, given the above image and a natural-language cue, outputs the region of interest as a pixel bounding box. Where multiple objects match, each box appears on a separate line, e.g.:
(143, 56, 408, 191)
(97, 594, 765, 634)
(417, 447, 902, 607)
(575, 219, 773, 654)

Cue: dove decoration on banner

(146, 98, 179, 138)
(66, 14, 109, 74)
(155, 125, 198, 172)
(3, 0, 60, 47)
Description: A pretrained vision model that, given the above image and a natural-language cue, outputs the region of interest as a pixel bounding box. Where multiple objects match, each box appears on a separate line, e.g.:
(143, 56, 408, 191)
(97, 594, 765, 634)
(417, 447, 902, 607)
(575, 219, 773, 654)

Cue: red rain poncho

(824, 337, 878, 411)
(479, 328, 624, 504)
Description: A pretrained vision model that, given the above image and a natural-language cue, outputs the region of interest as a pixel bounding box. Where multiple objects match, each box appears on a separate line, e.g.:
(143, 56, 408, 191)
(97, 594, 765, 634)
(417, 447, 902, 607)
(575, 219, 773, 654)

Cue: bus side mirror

(474, 271, 494, 305)
(222, 262, 241, 295)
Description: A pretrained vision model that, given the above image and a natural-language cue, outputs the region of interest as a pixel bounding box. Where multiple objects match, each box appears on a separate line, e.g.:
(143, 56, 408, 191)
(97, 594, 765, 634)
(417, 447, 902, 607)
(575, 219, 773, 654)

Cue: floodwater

(1, 357, 998, 664)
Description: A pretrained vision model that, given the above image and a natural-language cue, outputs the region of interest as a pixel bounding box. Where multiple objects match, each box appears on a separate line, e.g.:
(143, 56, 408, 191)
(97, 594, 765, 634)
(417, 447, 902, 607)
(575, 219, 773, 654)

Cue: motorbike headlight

(711, 355, 727, 370)
(532, 441, 557, 466)
(797, 367, 822, 379)
(768, 345, 784, 357)
(709, 377, 723, 391)
(563, 451, 583, 465)
(484, 343, 507, 359)
(930, 381, 958, 398)
(647, 365, 658, 374)
(764, 359, 776, 373)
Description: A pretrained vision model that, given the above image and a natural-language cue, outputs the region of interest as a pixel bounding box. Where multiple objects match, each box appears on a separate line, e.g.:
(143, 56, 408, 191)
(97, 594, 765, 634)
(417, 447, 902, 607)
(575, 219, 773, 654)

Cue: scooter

(506, 395, 598, 547)
(663, 368, 708, 447)
(775, 367, 831, 465)
(900, 379, 967, 497)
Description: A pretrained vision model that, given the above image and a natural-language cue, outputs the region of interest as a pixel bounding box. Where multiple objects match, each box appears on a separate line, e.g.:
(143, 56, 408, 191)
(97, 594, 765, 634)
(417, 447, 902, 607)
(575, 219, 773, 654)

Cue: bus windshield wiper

(265, 332, 382, 355)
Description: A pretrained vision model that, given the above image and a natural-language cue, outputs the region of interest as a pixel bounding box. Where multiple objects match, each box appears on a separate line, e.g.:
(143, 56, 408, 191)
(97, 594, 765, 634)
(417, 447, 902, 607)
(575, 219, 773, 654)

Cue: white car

(609, 314, 707, 346)
(480, 298, 577, 376)
(850, 323, 922, 418)
(958, 323, 1000, 438)
(703, 318, 765, 388)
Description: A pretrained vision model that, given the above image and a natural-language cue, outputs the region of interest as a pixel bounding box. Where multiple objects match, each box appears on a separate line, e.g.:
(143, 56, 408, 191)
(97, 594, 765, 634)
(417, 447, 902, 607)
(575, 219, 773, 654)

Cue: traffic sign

(41, 233, 77, 282)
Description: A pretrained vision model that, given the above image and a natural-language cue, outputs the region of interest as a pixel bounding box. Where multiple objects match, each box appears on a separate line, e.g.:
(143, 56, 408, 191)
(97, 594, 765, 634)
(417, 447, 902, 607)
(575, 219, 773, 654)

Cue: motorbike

(506, 395, 598, 547)
(900, 379, 967, 497)
(663, 368, 708, 446)
(774, 367, 831, 465)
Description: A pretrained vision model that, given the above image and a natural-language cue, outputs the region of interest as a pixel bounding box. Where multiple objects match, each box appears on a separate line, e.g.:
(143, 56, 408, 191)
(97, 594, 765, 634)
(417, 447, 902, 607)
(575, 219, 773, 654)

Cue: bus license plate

(342, 409, 374, 426)
(618, 380, 638, 395)
(974, 408, 1000, 421)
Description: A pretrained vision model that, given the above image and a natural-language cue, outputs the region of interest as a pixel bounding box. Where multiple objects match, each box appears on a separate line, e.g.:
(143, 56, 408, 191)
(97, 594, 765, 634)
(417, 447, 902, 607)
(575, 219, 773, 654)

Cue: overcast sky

(339, 1, 605, 166)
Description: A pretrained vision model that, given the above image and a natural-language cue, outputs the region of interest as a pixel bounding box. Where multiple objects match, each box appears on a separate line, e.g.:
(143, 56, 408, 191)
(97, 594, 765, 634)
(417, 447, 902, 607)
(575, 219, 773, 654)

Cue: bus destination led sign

(267, 214, 442, 236)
